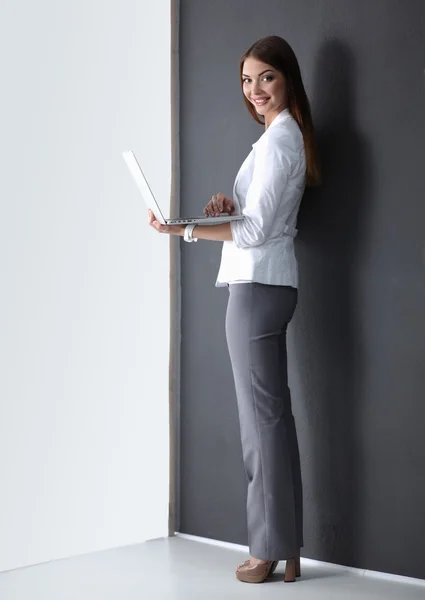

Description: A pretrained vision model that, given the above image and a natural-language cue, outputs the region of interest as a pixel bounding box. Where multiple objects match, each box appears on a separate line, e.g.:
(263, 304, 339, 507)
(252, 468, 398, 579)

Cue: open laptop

(122, 151, 244, 225)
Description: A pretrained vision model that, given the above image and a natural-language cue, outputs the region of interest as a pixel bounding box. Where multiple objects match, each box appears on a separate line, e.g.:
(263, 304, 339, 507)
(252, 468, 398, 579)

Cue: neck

(264, 105, 287, 130)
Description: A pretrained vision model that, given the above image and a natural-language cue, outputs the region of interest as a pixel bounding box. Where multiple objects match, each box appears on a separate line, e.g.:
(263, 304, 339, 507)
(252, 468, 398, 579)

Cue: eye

(262, 75, 273, 82)
(242, 77, 251, 84)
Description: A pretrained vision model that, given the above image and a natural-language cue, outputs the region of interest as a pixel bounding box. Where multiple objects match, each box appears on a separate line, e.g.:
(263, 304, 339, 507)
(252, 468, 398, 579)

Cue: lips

(252, 97, 270, 106)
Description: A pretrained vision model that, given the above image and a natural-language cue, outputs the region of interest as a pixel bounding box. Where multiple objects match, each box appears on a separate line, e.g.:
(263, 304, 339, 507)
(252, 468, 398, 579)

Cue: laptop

(122, 151, 244, 225)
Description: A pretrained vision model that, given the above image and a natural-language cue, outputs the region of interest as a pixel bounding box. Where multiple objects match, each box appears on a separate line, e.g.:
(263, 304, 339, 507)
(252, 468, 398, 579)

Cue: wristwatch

(184, 223, 198, 243)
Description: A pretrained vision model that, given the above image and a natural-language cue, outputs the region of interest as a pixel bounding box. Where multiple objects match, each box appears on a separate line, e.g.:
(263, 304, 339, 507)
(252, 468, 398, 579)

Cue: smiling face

(241, 56, 288, 127)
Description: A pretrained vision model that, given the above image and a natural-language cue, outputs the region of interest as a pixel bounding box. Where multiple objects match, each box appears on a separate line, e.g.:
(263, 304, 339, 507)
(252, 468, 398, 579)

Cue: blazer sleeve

(230, 133, 298, 249)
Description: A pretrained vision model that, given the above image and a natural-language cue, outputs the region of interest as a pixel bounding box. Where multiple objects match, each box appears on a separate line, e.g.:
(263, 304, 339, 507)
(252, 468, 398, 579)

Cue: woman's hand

(148, 209, 185, 236)
(204, 193, 235, 217)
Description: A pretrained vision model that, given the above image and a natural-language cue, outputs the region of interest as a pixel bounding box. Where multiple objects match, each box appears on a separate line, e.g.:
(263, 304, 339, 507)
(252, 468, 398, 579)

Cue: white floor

(0, 536, 424, 600)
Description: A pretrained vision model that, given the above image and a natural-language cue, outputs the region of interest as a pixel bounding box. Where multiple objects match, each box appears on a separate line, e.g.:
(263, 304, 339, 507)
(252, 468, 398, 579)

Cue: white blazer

(215, 108, 306, 288)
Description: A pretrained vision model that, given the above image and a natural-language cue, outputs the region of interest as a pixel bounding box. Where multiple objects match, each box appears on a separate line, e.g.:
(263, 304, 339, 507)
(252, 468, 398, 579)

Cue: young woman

(149, 35, 321, 584)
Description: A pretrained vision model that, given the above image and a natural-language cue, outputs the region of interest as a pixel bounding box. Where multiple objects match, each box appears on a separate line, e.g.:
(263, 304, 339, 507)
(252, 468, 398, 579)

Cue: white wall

(0, 0, 172, 572)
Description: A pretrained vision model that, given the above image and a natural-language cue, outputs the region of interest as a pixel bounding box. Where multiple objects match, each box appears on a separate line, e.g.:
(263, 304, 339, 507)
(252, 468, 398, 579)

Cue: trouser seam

(248, 283, 269, 559)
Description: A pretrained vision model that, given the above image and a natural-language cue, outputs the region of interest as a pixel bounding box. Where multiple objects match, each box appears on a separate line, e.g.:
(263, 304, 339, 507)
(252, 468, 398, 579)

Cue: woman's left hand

(148, 209, 185, 236)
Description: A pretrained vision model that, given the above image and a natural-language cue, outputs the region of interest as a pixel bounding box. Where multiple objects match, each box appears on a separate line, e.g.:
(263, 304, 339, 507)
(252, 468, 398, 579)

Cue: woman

(149, 35, 321, 584)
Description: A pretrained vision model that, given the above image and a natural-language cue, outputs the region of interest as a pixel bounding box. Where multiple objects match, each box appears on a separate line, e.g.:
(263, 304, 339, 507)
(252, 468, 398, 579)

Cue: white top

(215, 108, 306, 288)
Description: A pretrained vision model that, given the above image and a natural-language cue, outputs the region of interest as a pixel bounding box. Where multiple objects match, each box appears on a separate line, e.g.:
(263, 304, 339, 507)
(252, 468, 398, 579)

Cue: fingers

(214, 193, 224, 214)
(148, 209, 168, 233)
(204, 197, 216, 216)
(224, 199, 234, 214)
(203, 201, 213, 216)
(148, 209, 155, 225)
(204, 193, 226, 216)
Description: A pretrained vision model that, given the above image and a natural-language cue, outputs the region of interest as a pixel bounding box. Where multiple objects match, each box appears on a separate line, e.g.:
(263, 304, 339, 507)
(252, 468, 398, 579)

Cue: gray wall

(179, 0, 425, 581)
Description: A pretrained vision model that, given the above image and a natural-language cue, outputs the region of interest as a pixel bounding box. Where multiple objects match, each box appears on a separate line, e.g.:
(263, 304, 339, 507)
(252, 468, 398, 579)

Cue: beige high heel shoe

(236, 560, 274, 583)
(236, 551, 301, 583)
(270, 551, 301, 581)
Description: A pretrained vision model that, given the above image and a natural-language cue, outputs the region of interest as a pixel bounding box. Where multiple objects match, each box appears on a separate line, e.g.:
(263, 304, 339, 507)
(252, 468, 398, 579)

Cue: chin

(252, 105, 268, 115)
(256, 107, 271, 116)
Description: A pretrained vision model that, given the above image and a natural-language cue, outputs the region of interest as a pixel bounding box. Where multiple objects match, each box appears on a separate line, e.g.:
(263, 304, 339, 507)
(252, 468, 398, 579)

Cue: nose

(251, 79, 263, 95)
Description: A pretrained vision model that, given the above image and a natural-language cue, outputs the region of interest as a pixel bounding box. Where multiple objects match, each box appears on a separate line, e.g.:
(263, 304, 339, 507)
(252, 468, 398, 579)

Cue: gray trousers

(226, 282, 303, 561)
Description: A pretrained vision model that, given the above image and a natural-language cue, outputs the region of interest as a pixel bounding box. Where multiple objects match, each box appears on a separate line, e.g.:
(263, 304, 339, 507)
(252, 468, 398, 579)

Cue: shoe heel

(284, 558, 296, 583)
(295, 552, 301, 578)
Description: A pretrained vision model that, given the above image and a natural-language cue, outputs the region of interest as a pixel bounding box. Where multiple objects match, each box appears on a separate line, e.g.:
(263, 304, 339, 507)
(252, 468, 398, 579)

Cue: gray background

(178, 0, 425, 581)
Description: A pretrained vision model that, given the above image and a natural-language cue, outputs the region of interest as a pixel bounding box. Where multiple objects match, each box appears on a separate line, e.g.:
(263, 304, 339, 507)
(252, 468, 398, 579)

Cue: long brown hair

(240, 36, 321, 186)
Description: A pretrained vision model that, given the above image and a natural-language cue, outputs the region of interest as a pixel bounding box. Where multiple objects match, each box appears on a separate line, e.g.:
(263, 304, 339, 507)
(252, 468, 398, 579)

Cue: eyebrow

(242, 69, 274, 78)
